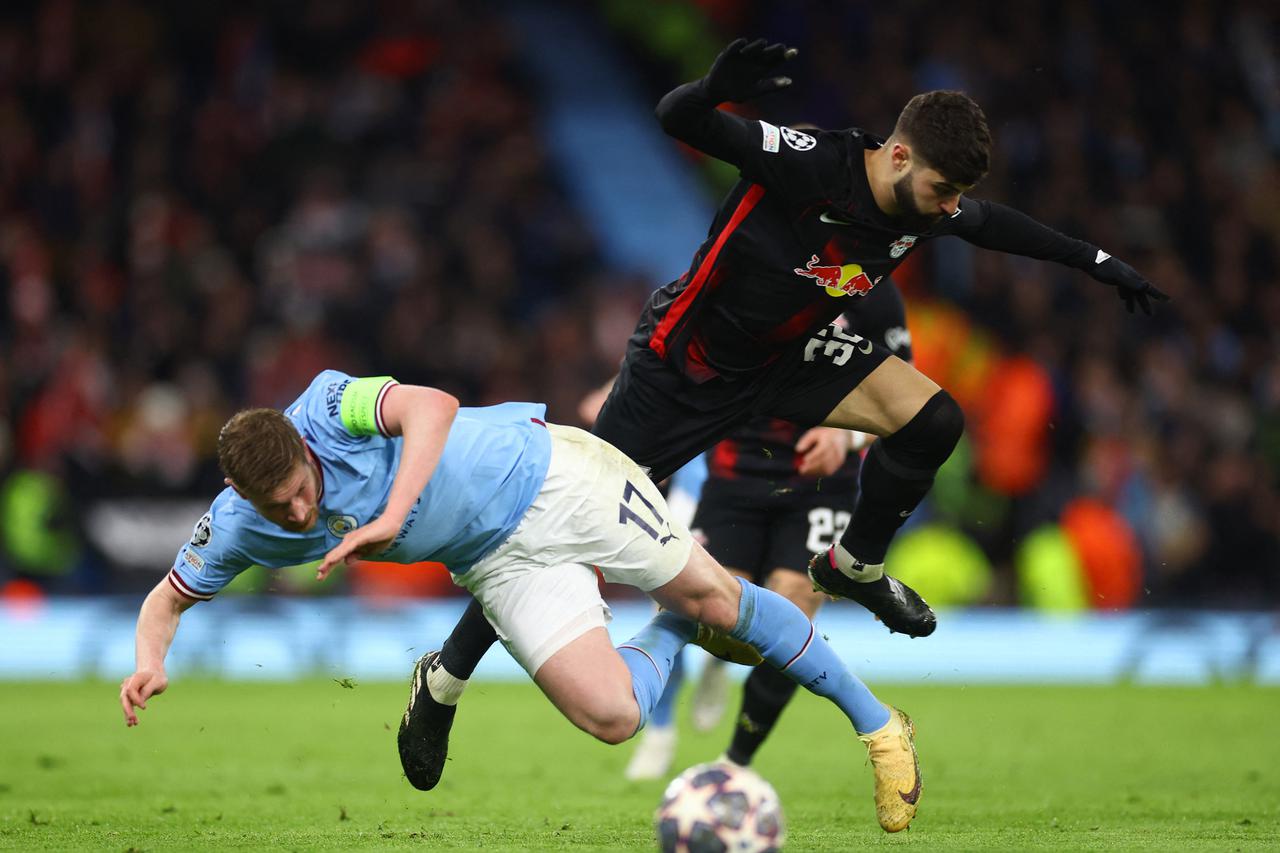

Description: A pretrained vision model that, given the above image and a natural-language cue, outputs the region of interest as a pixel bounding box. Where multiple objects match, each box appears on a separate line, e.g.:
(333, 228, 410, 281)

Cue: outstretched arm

(656, 38, 797, 166)
(120, 578, 196, 726)
(316, 384, 460, 578)
(951, 200, 1169, 314)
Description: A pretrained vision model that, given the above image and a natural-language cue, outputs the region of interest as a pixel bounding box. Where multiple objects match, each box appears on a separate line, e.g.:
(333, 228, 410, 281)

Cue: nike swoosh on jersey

(819, 211, 856, 225)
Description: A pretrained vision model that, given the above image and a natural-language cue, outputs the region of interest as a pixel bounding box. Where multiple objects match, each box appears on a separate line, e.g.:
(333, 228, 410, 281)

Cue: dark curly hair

(893, 91, 992, 186)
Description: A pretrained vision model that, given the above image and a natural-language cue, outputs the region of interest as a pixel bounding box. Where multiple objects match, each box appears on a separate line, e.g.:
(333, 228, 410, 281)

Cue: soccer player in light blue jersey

(118, 370, 922, 833)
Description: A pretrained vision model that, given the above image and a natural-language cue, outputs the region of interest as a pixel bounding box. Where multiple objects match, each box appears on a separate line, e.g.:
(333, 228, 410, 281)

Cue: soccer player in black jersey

(400, 37, 1167, 792)
(626, 279, 916, 780)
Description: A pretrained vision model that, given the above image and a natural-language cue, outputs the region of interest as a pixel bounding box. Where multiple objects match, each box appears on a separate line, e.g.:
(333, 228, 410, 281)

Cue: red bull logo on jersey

(889, 234, 918, 259)
(793, 254, 877, 297)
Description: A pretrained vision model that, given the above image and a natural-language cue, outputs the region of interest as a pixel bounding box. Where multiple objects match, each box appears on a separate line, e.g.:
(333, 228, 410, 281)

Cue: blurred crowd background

(0, 0, 1276, 610)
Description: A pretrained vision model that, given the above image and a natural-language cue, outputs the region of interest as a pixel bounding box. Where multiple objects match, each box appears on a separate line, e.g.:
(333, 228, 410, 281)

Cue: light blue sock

(650, 650, 684, 728)
(618, 611, 696, 732)
(729, 577, 890, 734)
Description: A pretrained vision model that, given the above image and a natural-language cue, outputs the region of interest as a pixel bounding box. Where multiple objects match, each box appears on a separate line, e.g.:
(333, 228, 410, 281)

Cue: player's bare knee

(594, 719, 636, 745)
(662, 558, 742, 631)
(578, 702, 639, 745)
(692, 588, 740, 633)
(563, 680, 640, 745)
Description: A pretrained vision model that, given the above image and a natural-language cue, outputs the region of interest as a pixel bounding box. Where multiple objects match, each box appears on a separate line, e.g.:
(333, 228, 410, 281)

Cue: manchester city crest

(326, 514, 358, 537)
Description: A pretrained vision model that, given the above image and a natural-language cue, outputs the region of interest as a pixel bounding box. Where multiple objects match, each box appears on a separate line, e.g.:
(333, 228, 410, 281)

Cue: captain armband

(339, 376, 399, 437)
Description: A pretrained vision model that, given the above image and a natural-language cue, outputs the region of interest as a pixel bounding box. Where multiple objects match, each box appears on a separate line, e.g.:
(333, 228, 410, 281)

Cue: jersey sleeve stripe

(374, 379, 399, 437)
(167, 569, 214, 602)
(649, 183, 766, 359)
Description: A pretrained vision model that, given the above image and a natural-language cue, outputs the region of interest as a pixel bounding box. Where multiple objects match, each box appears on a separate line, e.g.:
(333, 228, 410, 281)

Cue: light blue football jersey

(166, 370, 551, 601)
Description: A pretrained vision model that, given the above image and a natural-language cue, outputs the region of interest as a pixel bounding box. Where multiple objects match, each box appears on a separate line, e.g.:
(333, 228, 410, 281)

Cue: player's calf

(652, 548, 763, 665)
(660, 573, 742, 633)
(693, 623, 763, 666)
(812, 390, 961, 637)
(839, 390, 964, 565)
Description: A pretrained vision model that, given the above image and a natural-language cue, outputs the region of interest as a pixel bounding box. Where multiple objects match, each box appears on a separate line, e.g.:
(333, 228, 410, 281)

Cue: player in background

(626, 280, 914, 780)
(118, 370, 924, 833)
(405, 36, 1167, 790)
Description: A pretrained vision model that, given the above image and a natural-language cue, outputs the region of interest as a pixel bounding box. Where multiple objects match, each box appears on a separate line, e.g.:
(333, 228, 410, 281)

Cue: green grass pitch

(1, 679, 1277, 850)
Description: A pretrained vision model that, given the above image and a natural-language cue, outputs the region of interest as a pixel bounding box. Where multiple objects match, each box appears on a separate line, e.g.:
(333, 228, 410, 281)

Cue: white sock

(426, 662, 467, 706)
(643, 724, 675, 742)
(831, 544, 885, 582)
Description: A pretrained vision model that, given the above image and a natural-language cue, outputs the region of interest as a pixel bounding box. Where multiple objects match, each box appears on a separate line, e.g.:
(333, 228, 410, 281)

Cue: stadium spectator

(0, 0, 1274, 608)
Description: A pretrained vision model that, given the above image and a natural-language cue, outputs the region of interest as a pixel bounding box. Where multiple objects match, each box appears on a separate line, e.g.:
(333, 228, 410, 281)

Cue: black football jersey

(706, 279, 914, 494)
(640, 80, 1100, 383)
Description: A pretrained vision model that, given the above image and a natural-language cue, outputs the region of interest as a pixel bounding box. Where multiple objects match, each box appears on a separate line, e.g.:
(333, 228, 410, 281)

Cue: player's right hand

(120, 669, 168, 727)
(703, 38, 798, 103)
(795, 427, 849, 477)
(577, 386, 610, 427)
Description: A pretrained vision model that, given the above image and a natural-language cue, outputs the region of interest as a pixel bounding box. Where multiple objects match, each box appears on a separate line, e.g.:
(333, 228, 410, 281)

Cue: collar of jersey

(305, 443, 326, 502)
(818, 127, 897, 231)
(831, 129, 951, 238)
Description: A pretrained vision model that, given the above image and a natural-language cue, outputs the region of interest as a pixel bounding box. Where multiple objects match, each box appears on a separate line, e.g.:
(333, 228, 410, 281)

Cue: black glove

(701, 38, 798, 103)
(1088, 254, 1170, 315)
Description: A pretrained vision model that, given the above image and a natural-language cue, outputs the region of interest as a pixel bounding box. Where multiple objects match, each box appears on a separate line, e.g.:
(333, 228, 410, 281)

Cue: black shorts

(691, 478, 858, 582)
(592, 324, 891, 481)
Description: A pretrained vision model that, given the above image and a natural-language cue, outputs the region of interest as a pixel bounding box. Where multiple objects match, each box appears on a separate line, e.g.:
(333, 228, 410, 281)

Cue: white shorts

(454, 424, 693, 675)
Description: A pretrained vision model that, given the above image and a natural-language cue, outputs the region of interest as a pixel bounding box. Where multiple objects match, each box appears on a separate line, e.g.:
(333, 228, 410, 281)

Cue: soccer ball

(654, 761, 786, 852)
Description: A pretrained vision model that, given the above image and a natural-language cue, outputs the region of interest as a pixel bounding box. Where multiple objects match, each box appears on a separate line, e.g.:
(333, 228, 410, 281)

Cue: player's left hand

(703, 38, 798, 103)
(317, 516, 401, 580)
(1090, 256, 1170, 315)
(795, 427, 849, 477)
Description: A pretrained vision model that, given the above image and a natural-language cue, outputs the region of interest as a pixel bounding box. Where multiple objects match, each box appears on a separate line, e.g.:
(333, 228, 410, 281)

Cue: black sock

(726, 664, 799, 766)
(840, 390, 964, 564)
(438, 597, 498, 680)
(839, 441, 936, 564)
